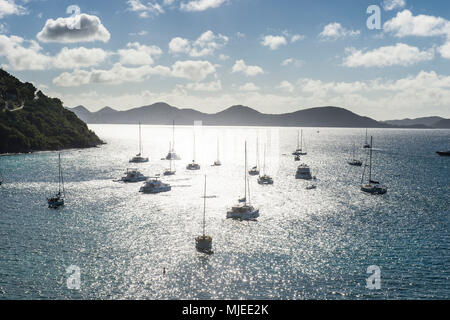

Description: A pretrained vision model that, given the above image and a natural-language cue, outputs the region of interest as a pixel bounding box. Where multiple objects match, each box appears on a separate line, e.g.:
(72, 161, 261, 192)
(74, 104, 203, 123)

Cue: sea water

(0, 125, 448, 299)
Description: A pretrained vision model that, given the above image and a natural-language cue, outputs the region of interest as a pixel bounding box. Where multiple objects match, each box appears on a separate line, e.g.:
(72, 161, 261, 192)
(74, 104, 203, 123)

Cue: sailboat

(165, 120, 181, 160)
(348, 142, 363, 166)
(227, 142, 260, 220)
(363, 128, 371, 149)
(129, 122, 149, 163)
(0, 157, 3, 185)
(248, 137, 260, 176)
(195, 175, 213, 254)
(186, 128, 200, 170)
(361, 136, 387, 195)
(258, 144, 273, 185)
(212, 137, 222, 166)
(164, 143, 176, 176)
(47, 153, 65, 209)
(292, 130, 307, 156)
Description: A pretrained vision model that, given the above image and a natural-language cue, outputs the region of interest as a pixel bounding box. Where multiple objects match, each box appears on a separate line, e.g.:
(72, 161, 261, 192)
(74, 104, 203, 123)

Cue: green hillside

(0, 69, 103, 154)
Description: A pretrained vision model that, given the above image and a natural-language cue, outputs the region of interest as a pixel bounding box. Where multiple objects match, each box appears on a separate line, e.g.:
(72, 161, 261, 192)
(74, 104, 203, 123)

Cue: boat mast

(297, 130, 300, 150)
(301, 130, 303, 151)
(172, 120, 175, 151)
(58, 153, 61, 194)
(365, 128, 368, 145)
(256, 137, 259, 168)
(193, 130, 196, 162)
(263, 144, 266, 176)
(217, 137, 220, 162)
(139, 122, 142, 155)
(203, 175, 206, 236)
(369, 136, 373, 183)
(245, 141, 248, 205)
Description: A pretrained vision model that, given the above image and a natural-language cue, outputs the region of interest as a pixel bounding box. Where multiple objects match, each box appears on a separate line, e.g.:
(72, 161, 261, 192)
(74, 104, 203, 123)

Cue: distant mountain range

(68, 103, 450, 128)
(382, 116, 450, 128)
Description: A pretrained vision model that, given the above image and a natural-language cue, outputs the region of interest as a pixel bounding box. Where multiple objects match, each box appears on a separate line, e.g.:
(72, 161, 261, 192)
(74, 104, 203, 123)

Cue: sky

(1, 0, 450, 120)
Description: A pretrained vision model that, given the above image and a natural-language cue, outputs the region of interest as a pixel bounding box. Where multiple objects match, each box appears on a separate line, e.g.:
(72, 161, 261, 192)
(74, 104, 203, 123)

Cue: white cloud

(180, 0, 226, 12)
(239, 82, 260, 91)
(277, 80, 294, 93)
(219, 53, 229, 60)
(382, 0, 406, 11)
(0, 35, 51, 70)
(231, 59, 264, 76)
(290, 34, 305, 43)
(0, 0, 26, 19)
(53, 47, 109, 69)
(343, 43, 434, 67)
(37, 13, 111, 43)
(319, 22, 360, 40)
(169, 30, 228, 57)
(384, 10, 450, 37)
(171, 60, 216, 81)
(281, 58, 303, 67)
(127, 0, 164, 17)
(185, 80, 222, 91)
(118, 42, 162, 65)
(53, 59, 216, 86)
(438, 40, 450, 59)
(53, 63, 172, 87)
(261, 35, 287, 50)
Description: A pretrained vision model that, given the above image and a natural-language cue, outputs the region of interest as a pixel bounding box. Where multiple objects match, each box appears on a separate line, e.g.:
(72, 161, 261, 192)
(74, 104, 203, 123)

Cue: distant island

(0, 70, 103, 154)
(68, 103, 450, 129)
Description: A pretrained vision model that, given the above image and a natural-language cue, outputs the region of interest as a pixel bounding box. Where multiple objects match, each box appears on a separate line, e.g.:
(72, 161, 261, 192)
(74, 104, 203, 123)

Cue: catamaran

(212, 137, 222, 166)
(295, 163, 313, 180)
(130, 122, 149, 163)
(186, 129, 201, 170)
(165, 120, 181, 160)
(292, 130, 307, 156)
(164, 150, 176, 176)
(47, 153, 65, 209)
(195, 175, 213, 254)
(120, 168, 147, 182)
(363, 128, 371, 149)
(227, 142, 260, 220)
(361, 136, 387, 195)
(139, 176, 171, 194)
(348, 142, 363, 166)
(248, 137, 260, 176)
(258, 144, 273, 185)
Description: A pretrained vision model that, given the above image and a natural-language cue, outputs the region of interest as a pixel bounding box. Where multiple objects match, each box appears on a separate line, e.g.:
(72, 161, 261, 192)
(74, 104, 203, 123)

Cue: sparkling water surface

(0, 125, 449, 299)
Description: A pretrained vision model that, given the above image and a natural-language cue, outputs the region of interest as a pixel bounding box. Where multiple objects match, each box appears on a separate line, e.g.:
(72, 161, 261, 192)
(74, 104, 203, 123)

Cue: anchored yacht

(292, 130, 307, 156)
(47, 153, 65, 209)
(130, 122, 149, 163)
(227, 142, 260, 220)
(139, 176, 171, 194)
(120, 168, 147, 182)
(258, 144, 274, 185)
(361, 136, 387, 195)
(195, 175, 213, 254)
(165, 120, 181, 160)
(295, 163, 313, 180)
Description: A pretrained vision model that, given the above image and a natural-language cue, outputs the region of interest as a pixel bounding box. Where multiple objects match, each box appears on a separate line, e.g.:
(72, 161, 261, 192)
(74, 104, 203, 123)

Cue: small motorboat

(120, 168, 147, 182)
(258, 175, 273, 185)
(186, 160, 201, 170)
(139, 176, 171, 194)
(306, 184, 317, 190)
(295, 163, 313, 180)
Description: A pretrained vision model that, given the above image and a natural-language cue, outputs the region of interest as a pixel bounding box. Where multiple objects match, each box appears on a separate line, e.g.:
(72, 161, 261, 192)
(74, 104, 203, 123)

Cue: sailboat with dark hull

(195, 175, 213, 254)
(292, 130, 307, 156)
(212, 137, 222, 166)
(361, 136, 387, 195)
(47, 153, 65, 209)
(363, 129, 371, 149)
(165, 120, 181, 161)
(227, 142, 260, 220)
(130, 122, 149, 163)
(348, 142, 363, 166)
(248, 137, 260, 176)
(186, 128, 200, 170)
(163, 143, 176, 176)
